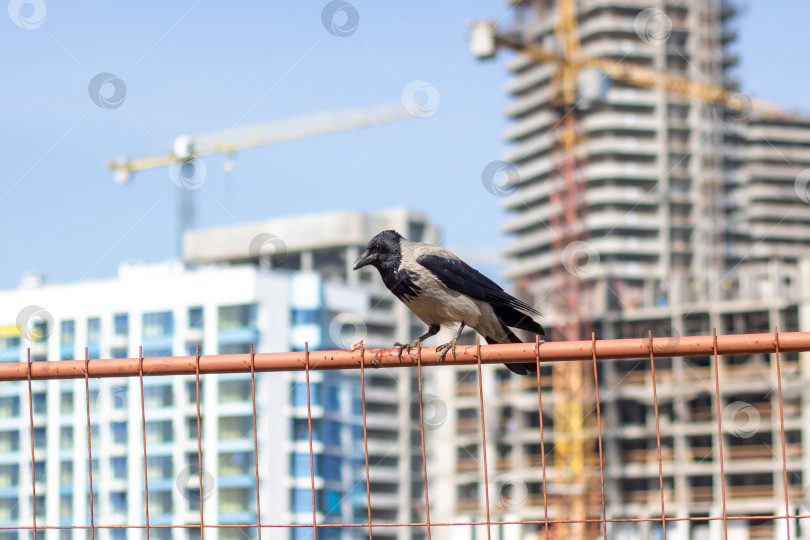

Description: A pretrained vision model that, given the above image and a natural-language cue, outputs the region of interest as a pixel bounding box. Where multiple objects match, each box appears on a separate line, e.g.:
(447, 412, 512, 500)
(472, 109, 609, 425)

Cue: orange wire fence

(3, 329, 810, 539)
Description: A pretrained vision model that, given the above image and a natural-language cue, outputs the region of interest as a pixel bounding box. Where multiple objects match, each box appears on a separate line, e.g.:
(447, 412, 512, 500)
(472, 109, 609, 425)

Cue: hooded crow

(352, 230, 545, 375)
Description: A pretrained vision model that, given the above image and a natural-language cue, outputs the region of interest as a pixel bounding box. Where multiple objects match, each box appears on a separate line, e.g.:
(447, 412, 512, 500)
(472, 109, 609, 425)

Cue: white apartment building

(0, 208, 442, 540)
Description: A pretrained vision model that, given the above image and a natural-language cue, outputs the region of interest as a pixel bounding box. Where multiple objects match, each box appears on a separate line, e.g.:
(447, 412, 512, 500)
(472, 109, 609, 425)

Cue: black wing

(416, 254, 539, 315)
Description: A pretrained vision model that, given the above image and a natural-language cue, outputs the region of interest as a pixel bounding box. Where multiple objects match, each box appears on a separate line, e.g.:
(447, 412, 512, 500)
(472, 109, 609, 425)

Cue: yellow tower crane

(472, 4, 801, 539)
(106, 102, 414, 254)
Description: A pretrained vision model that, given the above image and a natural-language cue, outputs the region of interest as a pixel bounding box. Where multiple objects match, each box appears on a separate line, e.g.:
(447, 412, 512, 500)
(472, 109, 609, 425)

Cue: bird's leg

(436, 323, 465, 362)
(394, 324, 440, 360)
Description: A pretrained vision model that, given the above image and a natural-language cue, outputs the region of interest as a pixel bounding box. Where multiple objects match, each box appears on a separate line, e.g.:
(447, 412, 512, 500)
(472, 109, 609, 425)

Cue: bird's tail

(485, 331, 542, 376)
(488, 304, 545, 375)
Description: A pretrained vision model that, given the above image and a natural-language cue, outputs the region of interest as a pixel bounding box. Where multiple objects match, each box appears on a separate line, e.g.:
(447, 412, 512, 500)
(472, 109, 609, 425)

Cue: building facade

(0, 208, 441, 540)
(433, 1, 810, 539)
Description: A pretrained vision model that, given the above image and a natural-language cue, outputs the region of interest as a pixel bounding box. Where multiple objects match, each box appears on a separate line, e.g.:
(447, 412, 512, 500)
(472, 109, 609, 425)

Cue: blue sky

(1, 1, 809, 289)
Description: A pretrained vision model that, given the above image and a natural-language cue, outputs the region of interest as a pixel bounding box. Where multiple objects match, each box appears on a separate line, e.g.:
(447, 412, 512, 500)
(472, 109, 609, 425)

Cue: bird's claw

(393, 341, 418, 361)
(436, 339, 459, 362)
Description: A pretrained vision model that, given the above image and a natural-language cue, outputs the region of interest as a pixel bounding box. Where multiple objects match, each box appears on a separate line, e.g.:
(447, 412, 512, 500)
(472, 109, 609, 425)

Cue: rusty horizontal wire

(3, 331, 809, 381)
(6, 513, 810, 530)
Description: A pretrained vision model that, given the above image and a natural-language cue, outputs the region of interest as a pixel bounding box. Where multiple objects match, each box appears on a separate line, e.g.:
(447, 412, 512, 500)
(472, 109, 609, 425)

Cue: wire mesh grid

(3, 328, 810, 539)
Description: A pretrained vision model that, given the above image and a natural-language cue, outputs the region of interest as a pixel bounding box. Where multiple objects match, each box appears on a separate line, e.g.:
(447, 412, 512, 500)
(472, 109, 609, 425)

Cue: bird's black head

(353, 230, 403, 271)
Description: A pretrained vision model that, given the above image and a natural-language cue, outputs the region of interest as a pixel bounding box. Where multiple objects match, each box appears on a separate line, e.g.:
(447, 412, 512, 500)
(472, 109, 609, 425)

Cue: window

(60, 320, 75, 345)
(293, 419, 320, 442)
(60, 426, 73, 449)
(292, 381, 320, 407)
(292, 309, 318, 325)
(218, 417, 251, 440)
(0, 397, 19, 418)
(113, 313, 129, 337)
(141, 346, 172, 358)
(87, 317, 101, 344)
(323, 384, 339, 410)
(187, 417, 202, 441)
(219, 452, 252, 476)
(111, 347, 128, 359)
(146, 455, 172, 479)
(60, 461, 72, 485)
(291, 453, 320, 478)
(110, 386, 128, 409)
(0, 335, 20, 352)
(218, 488, 251, 513)
(219, 379, 251, 403)
(149, 490, 172, 515)
(218, 304, 257, 330)
(143, 385, 172, 408)
(90, 424, 100, 447)
(218, 343, 251, 354)
(112, 422, 127, 444)
(0, 432, 18, 452)
(59, 495, 72, 518)
(111, 456, 127, 479)
(0, 465, 18, 487)
(186, 380, 202, 404)
(60, 392, 73, 414)
(110, 491, 127, 513)
(145, 421, 172, 444)
(291, 488, 322, 513)
(322, 420, 340, 446)
(32, 393, 46, 414)
(142, 311, 173, 339)
(88, 389, 100, 412)
(324, 489, 341, 514)
(322, 455, 340, 481)
(33, 427, 46, 449)
(188, 307, 204, 329)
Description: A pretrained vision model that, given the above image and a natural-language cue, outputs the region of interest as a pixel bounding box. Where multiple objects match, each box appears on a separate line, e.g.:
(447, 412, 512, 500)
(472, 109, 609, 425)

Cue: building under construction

(434, 1, 810, 538)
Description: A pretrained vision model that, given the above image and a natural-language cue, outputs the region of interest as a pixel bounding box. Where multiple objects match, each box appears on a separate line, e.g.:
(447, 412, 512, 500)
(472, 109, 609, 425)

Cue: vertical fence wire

(84, 348, 96, 540)
(304, 343, 318, 540)
(475, 337, 492, 540)
(359, 344, 373, 540)
(138, 346, 150, 540)
(591, 333, 607, 540)
(712, 328, 729, 539)
(26, 349, 36, 540)
(249, 344, 262, 540)
(647, 332, 666, 539)
(416, 342, 432, 539)
(774, 327, 792, 540)
(534, 337, 550, 539)
(195, 345, 204, 539)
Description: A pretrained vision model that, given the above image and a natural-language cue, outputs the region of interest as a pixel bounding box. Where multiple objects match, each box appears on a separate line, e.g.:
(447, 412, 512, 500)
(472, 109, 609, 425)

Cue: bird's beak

(353, 250, 376, 270)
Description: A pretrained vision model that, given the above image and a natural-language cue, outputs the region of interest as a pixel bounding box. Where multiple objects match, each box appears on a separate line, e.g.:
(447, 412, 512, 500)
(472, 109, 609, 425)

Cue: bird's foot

(436, 338, 459, 362)
(393, 340, 419, 361)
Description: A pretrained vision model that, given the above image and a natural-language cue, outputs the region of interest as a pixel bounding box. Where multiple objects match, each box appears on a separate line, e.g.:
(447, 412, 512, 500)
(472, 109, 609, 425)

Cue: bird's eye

(374, 243, 380, 250)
